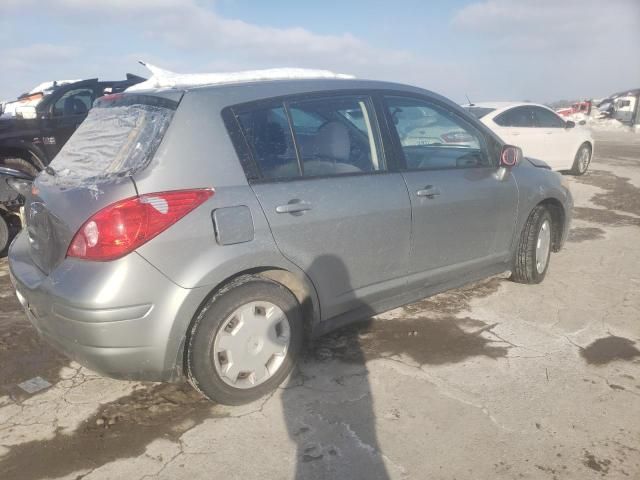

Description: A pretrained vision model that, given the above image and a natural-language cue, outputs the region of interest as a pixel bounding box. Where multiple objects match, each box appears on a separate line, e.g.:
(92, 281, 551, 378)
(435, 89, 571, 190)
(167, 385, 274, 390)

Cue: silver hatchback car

(9, 76, 572, 404)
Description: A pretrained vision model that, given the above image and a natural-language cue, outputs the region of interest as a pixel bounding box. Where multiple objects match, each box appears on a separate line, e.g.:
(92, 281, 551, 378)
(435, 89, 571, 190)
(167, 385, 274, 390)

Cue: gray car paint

(252, 173, 412, 321)
(9, 78, 572, 382)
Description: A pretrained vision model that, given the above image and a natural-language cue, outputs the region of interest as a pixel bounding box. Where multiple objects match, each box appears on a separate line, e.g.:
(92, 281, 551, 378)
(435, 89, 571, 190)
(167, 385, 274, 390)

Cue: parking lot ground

(1, 130, 639, 480)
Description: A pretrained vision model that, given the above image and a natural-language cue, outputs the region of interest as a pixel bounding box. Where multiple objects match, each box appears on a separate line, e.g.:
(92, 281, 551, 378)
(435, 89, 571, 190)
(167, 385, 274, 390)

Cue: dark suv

(0, 75, 144, 176)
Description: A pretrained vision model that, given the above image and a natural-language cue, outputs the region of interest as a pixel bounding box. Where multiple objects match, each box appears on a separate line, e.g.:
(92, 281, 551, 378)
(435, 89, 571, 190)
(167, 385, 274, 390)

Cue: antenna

(465, 93, 473, 106)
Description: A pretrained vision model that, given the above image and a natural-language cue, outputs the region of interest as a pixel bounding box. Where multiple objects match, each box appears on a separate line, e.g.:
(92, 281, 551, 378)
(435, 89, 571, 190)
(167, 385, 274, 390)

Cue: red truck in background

(556, 100, 592, 117)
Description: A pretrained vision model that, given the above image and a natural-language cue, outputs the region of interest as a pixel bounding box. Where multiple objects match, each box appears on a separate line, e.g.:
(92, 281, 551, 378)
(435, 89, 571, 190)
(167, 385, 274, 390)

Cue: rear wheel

(1, 157, 39, 177)
(0, 213, 21, 257)
(570, 143, 591, 175)
(187, 275, 303, 405)
(511, 205, 553, 284)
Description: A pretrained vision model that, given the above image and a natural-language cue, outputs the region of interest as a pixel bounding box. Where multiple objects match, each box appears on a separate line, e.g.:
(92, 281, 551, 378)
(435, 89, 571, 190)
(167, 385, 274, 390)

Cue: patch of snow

(126, 62, 354, 92)
(1, 79, 83, 117)
(28, 79, 82, 95)
(1, 96, 42, 117)
(588, 117, 631, 131)
(561, 110, 635, 132)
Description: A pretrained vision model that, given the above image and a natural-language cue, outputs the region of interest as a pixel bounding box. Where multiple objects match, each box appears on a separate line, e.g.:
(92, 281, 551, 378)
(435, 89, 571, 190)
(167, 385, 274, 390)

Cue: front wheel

(570, 143, 591, 175)
(511, 205, 553, 284)
(187, 276, 303, 405)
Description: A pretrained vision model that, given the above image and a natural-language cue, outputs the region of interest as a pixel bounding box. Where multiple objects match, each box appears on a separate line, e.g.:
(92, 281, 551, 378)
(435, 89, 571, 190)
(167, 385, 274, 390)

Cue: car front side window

(532, 107, 565, 128)
(385, 96, 489, 170)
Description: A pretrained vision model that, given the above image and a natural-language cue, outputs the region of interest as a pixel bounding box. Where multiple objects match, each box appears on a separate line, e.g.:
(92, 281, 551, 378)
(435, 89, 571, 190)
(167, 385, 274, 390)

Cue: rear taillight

(67, 189, 213, 261)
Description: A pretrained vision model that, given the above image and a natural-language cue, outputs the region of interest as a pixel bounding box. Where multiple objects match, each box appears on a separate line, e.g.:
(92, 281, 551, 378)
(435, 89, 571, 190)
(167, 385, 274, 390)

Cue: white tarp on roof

(126, 62, 354, 92)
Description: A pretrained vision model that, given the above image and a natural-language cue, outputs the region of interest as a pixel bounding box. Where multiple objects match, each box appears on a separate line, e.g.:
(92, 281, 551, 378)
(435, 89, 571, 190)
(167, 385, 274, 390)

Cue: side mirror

(15, 105, 37, 119)
(500, 145, 522, 168)
(565, 120, 576, 129)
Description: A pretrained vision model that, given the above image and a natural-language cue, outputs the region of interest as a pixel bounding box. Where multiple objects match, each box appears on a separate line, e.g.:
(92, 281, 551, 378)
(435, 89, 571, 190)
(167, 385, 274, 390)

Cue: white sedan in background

(464, 102, 594, 175)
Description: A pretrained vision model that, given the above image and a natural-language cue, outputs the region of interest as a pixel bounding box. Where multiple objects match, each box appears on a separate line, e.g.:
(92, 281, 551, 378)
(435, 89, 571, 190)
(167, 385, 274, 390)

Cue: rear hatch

(26, 91, 182, 274)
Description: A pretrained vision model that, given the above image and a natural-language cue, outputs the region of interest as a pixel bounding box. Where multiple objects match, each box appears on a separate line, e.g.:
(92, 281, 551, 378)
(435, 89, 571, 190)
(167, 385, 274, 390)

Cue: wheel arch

(578, 140, 593, 155)
(539, 197, 565, 252)
(175, 265, 320, 380)
(0, 144, 46, 170)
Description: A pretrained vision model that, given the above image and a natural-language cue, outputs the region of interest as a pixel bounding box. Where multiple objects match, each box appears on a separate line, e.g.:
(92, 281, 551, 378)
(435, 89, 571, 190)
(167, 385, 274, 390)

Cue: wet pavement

(1, 129, 640, 479)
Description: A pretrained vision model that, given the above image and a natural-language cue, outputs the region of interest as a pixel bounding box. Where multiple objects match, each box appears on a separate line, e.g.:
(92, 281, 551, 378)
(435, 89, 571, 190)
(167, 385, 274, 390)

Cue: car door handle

(275, 201, 312, 214)
(416, 186, 441, 198)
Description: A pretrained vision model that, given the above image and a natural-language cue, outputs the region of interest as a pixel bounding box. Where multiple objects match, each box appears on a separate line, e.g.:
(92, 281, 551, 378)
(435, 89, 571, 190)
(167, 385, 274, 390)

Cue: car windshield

(43, 94, 177, 188)
(464, 107, 496, 119)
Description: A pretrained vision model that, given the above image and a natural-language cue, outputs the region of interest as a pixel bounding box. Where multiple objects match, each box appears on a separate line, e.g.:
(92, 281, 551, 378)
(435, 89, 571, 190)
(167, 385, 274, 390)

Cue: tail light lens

(67, 189, 213, 261)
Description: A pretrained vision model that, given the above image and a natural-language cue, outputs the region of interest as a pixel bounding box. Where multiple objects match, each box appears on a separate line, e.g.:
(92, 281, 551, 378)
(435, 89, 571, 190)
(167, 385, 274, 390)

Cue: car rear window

(43, 94, 178, 188)
(464, 107, 495, 119)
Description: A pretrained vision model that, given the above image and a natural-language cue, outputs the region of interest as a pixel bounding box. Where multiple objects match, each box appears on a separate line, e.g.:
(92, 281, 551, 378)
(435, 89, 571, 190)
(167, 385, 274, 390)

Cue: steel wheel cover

(212, 301, 291, 389)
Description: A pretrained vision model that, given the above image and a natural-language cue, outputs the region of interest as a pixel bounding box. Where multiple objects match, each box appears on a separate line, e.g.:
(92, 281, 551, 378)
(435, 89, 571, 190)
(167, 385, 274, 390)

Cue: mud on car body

(8, 72, 573, 405)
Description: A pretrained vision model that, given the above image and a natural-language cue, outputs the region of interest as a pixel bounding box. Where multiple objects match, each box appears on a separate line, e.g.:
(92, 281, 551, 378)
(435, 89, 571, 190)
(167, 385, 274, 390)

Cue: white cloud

(452, 0, 639, 52)
(0, 0, 468, 99)
(0, 0, 637, 102)
(451, 0, 640, 100)
(2, 44, 81, 72)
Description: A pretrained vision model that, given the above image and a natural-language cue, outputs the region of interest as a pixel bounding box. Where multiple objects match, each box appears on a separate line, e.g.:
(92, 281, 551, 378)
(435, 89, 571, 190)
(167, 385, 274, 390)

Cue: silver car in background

(9, 76, 572, 404)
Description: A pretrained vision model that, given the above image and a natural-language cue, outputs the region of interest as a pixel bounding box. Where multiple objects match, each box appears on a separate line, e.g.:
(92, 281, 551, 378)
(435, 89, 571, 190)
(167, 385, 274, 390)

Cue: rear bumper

(8, 231, 208, 382)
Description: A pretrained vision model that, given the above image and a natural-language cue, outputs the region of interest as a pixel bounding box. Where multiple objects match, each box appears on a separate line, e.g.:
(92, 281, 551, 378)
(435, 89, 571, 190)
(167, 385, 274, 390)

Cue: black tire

(187, 275, 303, 405)
(511, 205, 553, 284)
(0, 214, 8, 257)
(570, 143, 591, 176)
(1, 157, 39, 177)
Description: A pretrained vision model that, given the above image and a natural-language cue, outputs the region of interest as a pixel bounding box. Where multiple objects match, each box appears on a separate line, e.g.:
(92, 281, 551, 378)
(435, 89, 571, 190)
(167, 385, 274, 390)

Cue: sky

(1, 0, 638, 104)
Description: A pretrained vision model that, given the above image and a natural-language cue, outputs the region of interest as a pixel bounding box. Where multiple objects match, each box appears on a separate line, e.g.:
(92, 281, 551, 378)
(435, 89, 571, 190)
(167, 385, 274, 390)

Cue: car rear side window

(385, 96, 489, 170)
(236, 106, 299, 180)
(288, 96, 383, 177)
(494, 106, 535, 127)
(232, 94, 383, 181)
(464, 107, 495, 119)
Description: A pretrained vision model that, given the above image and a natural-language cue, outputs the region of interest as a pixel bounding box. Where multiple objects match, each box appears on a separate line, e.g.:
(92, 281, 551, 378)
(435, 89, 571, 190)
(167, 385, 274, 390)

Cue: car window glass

(289, 96, 383, 177)
(532, 107, 564, 128)
(53, 88, 94, 117)
(236, 106, 300, 180)
(464, 107, 496, 119)
(385, 96, 489, 170)
(494, 106, 535, 127)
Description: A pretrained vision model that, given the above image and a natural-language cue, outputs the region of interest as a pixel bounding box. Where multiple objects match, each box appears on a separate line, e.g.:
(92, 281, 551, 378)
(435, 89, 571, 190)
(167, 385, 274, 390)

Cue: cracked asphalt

(1, 129, 639, 480)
